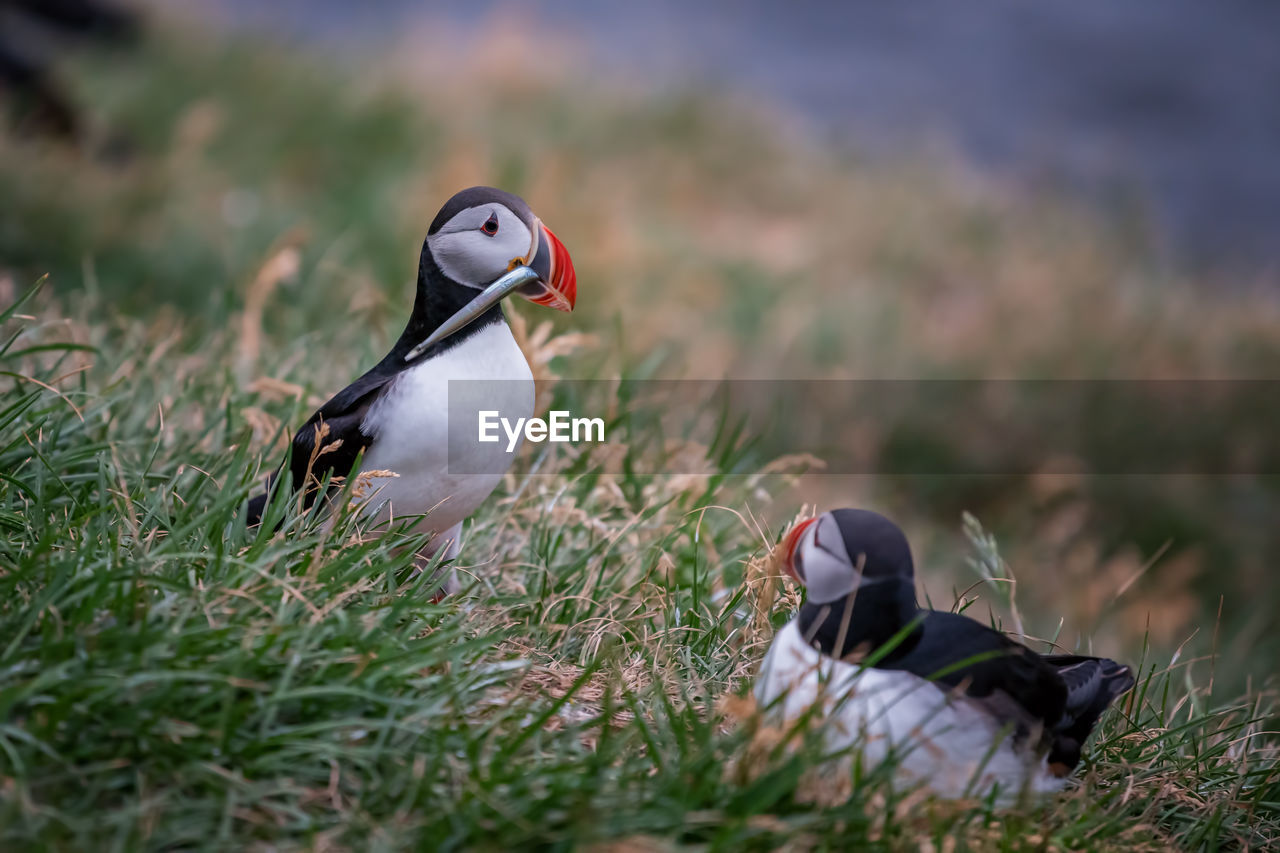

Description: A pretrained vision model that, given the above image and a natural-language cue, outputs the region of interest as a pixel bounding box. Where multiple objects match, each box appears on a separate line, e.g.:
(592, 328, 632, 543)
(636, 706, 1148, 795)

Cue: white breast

(355, 320, 534, 539)
(755, 620, 1067, 804)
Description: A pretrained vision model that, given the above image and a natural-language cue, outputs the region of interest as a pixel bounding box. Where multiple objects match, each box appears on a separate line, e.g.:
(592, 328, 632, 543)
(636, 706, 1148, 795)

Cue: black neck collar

(797, 576, 922, 663)
(386, 243, 507, 365)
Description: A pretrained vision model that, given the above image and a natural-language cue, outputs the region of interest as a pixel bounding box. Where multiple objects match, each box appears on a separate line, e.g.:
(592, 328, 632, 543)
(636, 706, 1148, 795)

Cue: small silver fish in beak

(403, 266, 540, 361)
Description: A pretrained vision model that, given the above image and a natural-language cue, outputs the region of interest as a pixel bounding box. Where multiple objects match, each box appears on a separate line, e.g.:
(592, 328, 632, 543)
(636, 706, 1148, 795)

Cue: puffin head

(405, 187, 577, 359)
(426, 186, 576, 310)
(782, 509, 915, 604)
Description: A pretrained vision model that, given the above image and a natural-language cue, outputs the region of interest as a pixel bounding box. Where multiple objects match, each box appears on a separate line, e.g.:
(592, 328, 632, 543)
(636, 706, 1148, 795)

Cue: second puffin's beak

(403, 220, 577, 361)
(518, 221, 576, 312)
(782, 517, 817, 583)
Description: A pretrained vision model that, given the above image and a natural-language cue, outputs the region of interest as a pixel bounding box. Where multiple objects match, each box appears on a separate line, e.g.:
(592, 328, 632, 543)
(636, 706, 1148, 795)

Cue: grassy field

(2, 18, 1279, 850)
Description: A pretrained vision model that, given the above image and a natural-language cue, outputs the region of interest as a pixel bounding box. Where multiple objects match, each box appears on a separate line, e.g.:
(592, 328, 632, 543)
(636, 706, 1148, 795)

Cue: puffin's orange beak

(521, 221, 576, 312)
(782, 517, 817, 583)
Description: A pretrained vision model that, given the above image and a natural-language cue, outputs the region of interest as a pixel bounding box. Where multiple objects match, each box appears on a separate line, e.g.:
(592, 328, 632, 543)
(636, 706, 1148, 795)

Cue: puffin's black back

(803, 596, 1133, 772)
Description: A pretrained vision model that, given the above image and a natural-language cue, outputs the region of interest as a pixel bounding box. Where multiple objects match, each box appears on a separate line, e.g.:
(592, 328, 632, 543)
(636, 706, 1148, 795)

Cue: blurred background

(3, 0, 1279, 688)
(186, 0, 1280, 275)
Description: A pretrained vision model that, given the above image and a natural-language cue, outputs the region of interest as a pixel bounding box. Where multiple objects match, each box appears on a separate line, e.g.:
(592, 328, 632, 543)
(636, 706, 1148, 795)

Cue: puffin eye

(480, 213, 500, 236)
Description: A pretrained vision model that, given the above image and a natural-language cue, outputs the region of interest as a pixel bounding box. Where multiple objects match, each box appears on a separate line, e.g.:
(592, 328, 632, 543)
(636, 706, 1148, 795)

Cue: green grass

(2, 22, 1279, 850)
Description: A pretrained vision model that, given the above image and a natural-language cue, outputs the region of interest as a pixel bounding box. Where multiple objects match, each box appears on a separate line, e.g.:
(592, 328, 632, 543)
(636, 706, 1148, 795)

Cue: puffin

(756, 509, 1134, 803)
(246, 186, 576, 589)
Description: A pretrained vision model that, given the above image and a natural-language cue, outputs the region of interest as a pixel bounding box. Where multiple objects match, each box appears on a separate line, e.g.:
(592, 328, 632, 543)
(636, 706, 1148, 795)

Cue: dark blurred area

(181, 0, 1280, 278)
(0, 0, 136, 141)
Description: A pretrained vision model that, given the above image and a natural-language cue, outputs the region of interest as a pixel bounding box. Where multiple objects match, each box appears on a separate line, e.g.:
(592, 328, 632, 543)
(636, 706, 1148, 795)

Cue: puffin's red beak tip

(528, 223, 576, 312)
(782, 517, 817, 582)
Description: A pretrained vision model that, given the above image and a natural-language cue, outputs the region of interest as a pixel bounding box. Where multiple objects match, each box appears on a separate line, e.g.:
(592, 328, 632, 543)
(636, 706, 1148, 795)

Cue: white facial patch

(427, 204, 535, 290)
(798, 513, 861, 604)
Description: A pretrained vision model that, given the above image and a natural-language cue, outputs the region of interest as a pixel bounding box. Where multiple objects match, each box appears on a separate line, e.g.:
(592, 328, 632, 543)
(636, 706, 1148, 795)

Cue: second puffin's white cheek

(799, 532, 860, 604)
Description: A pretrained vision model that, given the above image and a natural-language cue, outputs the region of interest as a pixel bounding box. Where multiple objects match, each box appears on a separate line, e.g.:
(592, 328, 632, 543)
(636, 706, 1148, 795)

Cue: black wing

(1040, 654, 1134, 771)
(245, 369, 393, 526)
(883, 612, 1132, 771)
(886, 610, 1070, 730)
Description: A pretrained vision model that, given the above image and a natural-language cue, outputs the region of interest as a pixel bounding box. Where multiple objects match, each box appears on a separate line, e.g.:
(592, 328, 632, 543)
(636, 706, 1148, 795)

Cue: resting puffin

(756, 509, 1134, 803)
(246, 187, 576, 586)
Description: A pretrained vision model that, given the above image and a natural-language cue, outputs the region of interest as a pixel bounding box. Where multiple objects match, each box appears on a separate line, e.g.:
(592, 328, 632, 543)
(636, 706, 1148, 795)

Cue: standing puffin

(756, 509, 1134, 803)
(246, 187, 576, 587)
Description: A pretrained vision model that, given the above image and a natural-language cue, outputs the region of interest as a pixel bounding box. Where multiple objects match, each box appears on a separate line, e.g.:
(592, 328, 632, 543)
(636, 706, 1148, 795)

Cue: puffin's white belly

(755, 621, 1066, 804)
(356, 321, 534, 540)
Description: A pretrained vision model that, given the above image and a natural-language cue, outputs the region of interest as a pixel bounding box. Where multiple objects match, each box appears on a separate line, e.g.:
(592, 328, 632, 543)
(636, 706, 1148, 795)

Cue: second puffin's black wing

(245, 369, 393, 526)
(884, 610, 1070, 731)
(1039, 654, 1134, 770)
(879, 614, 1133, 772)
